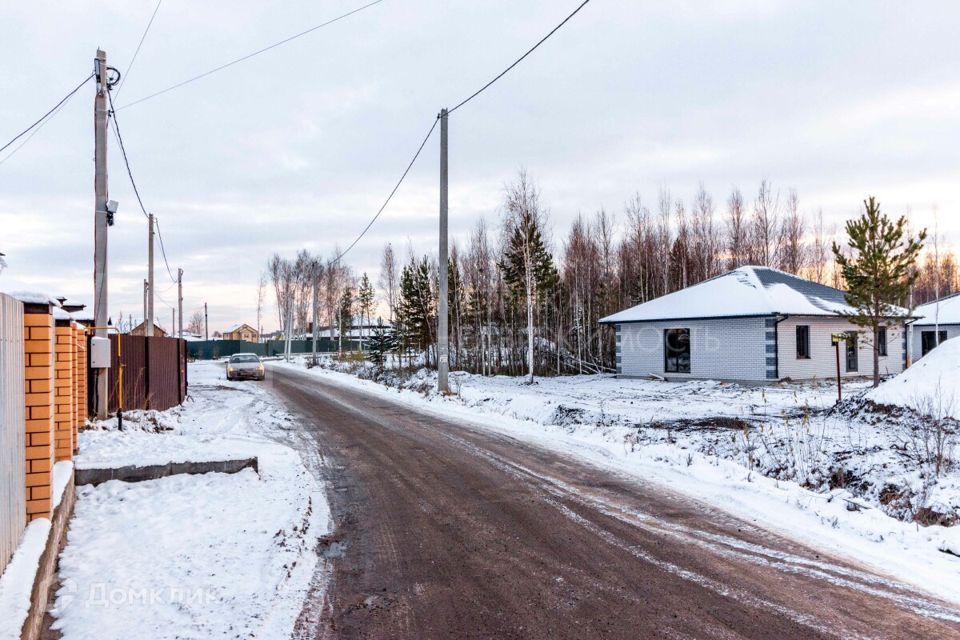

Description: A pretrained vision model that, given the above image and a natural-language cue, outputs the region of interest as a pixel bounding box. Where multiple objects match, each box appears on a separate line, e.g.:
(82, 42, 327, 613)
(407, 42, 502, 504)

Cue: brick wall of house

(23, 306, 55, 521)
(777, 316, 905, 380)
(74, 325, 86, 450)
(54, 319, 76, 462)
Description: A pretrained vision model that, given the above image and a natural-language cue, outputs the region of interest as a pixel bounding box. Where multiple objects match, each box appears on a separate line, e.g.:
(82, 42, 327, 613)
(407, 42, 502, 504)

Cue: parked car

(226, 353, 265, 381)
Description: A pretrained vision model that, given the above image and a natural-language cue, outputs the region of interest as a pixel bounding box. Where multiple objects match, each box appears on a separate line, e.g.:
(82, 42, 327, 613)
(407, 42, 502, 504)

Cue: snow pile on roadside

(0, 521, 51, 640)
(52, 464, 323, 639)
(53, 361, 329, 640)
(867, 337, 960, 417)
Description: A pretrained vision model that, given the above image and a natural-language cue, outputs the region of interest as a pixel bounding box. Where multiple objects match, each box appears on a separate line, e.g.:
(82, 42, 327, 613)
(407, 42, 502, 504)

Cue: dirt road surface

(267, 365, 960, 639)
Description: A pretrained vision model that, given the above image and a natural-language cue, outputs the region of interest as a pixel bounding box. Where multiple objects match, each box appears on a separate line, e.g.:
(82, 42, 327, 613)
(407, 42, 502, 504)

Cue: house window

(796, 325, 810, 359)
(846, 332, 858, 372)
(877, 327, 887, 357)
(664, 328, 691, 373)
(921, 330, 948, 357)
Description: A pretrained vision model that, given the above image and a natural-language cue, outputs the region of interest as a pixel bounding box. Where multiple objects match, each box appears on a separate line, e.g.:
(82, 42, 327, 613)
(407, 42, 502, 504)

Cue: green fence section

(187, 339, 362, 360)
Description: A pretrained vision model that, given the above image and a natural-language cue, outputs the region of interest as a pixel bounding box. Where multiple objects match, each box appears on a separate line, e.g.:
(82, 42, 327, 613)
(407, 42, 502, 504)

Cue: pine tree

(366, 320, 397, 369)
(833, 196, 926, 386)
(337, 286, 354, 355)
(357, 272, 375, 350)
(396, 257, 435, 367)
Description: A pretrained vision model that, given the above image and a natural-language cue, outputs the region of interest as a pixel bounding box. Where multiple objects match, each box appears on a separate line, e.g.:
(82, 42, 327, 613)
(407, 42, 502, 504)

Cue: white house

(600, 266, 906, 383)
(910, 293, 960, 361)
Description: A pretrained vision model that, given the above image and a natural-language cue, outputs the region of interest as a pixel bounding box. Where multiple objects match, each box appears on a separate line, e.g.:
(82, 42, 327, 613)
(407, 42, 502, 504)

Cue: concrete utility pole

(311, 262, 319, 365)
(437, 109, 450, 394)
(177, 268, 183, 339)
(204, 302, 209, 340)
(171, 309, 174, 336)
(142, 279, 148, 326)
(146, 213, 155, 336)
(93, 49, 110, 419)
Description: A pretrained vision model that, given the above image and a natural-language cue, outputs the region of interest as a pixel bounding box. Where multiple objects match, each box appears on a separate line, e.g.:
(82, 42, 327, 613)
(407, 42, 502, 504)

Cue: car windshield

(230, 355, 259, 363)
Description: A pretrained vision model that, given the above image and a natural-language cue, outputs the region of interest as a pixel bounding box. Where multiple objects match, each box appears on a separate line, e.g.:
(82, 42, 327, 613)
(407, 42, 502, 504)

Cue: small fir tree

(357, 272, 375, 350)
(832, 196, 926, 387)
(366, 320, 397, 369)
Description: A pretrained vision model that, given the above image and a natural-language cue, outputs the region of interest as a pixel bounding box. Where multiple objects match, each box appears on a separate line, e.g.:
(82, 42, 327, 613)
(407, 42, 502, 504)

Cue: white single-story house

(600, 266, 907, 383)
(910, 293, 960, 361)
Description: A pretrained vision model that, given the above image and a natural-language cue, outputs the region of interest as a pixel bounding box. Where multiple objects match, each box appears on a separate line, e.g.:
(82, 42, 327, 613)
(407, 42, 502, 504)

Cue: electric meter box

(90, 336, 111, 368)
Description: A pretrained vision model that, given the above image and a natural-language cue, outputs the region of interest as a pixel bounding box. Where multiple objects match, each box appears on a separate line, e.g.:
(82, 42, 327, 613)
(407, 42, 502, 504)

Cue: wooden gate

(0, 293, 26, 576)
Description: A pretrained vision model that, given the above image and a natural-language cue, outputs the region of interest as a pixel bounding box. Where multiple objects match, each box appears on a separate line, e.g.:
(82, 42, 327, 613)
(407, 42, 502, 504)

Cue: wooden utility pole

(177, 268, 183, 339)
(146, 213, 155, 336)
(93, 49, 110, 419)
(437, 108, 450, 394)
(204, 302, 209, 340)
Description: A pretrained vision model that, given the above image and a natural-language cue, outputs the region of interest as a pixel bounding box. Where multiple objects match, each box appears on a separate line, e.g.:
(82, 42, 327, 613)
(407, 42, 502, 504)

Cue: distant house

(223, 323, 259, 343)
(910, 293, 960, 361)
(129, 320, 168, 337)
(600, 266, 907, 383)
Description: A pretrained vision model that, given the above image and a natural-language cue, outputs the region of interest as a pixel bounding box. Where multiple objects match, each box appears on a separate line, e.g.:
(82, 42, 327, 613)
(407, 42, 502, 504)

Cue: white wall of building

(909, 324, 960, 363)
(777, 317, 904, 380)
(617, 317, 769, 382)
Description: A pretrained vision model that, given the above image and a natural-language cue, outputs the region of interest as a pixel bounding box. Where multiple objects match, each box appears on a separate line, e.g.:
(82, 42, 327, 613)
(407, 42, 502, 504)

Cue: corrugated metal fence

(108, 335, 187, 412)
(187, 338, 359, 360)
(0, 293, 26, 575)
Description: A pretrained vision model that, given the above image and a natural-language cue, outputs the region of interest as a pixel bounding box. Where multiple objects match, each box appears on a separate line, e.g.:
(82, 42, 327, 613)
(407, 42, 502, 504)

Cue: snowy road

(268, 365, 960, 639)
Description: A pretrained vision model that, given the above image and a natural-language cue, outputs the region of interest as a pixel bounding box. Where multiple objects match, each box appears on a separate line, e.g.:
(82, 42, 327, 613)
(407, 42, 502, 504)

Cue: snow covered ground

(49, 362, 329, 640)
(272, 356, 960, 605)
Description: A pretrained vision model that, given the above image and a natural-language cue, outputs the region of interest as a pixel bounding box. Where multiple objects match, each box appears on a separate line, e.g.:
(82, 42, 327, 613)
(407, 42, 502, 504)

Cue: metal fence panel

(187, 338, 359, 360)
(0, 294, 26, 576)
(108, 335, 186, 413)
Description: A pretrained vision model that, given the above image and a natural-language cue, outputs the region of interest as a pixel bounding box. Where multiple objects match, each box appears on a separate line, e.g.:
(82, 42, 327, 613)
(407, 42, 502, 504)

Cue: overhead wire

(114, 0, 163, 99)
(331, 0, 592, 261)
(0, 84, 81, 166)
(448, 0, 591, 114)
(330, 115, 439, 265)
(154, 218, 178, 284)
(0, 73, 94, 155)
(107, 90, 151, 221)
(118, 0, 385, 110)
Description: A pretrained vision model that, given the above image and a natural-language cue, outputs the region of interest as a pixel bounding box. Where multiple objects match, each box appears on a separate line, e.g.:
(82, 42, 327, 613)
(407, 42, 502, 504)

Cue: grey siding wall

(618, 317, 768, 382)
(778, 317, 904, 380)
(0, 294, 25, 577)
(909, 324, 960, 363)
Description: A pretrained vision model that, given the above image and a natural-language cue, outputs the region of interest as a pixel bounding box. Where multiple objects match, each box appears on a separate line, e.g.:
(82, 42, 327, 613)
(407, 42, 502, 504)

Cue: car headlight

(228, 367, 235, 373)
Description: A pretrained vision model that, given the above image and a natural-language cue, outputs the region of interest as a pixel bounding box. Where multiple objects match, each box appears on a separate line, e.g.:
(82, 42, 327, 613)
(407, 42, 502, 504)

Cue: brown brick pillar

(74, 324, 86, 451)
(23, 303, 55, 521)
(54, 317, 76, 462)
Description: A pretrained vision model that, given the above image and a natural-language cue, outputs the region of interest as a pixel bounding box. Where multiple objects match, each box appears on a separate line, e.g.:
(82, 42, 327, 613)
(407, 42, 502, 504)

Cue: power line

(154, 219, 179, 284)
(115, 0, 163, 99)
(0, 83, 81, 167)
(108, 90, 178, 285)
(331, 115, 440, 265)
(107, 90, 150, 220)
(448, 0, 591, 114)
(118, 0, 385, 110)
(0, 73, 94, 155)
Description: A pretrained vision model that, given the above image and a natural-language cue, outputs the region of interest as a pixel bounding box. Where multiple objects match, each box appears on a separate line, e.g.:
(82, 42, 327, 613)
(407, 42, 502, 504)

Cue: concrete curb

(75, 458, 259, 486)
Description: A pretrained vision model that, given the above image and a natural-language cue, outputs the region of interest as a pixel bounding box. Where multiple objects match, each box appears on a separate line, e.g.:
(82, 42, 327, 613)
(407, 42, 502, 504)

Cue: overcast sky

(1, 0, 958, 333)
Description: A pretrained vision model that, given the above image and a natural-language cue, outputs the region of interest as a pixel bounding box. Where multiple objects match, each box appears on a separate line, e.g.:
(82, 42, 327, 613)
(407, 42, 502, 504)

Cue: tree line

(261, 169, 952, 376)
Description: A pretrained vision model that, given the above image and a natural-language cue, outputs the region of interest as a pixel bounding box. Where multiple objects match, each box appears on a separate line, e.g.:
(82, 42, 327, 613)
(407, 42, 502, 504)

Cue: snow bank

(0, 520, 51, 640)
(54, 361, 329, 640)
(867, 337, 960, 417)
